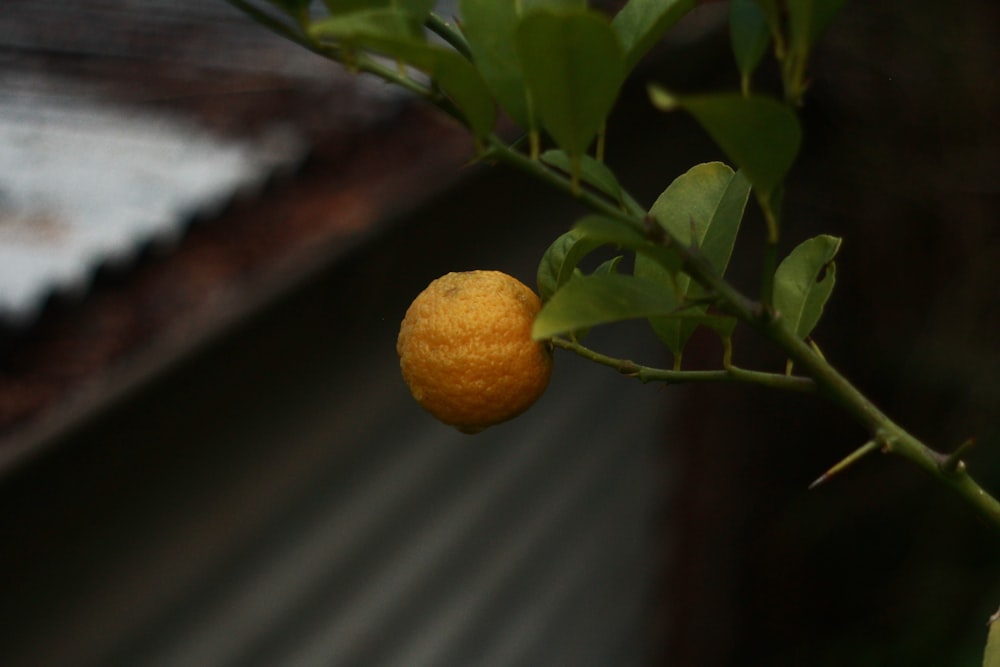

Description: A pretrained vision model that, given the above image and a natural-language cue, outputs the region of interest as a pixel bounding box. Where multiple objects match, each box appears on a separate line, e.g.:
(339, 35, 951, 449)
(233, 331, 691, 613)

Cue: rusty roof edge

(0, 103, 478, 476)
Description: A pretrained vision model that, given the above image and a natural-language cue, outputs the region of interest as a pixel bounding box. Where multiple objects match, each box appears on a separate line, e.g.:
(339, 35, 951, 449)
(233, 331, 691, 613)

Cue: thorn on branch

(808, 439, 881, 490)
(941, 437, 976, 476)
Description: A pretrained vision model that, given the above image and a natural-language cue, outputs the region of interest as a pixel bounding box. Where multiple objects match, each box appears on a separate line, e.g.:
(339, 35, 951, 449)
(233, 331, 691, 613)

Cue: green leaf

(592, 255, 624, 275)
(687, 313, 738, 339)
(985, 609, 1000, 667)
(649, 88, 801, 196)
(787, 0, 846, 54)
(536, 213, 683, 303)
(323, 0, 380, 14)
(573, 215, 681, 276)
(773, 234, 841, 339)
(635, 162, 750, 357)
(323, 0, 436, 16)
(533, 273, 679, 340)
(458, 0, 531, 128)
(729, 0, 771, 90)
(517, 10, 625, 162)
(541, 149, 624, 204)
(311, 10, 496, 138)
(754, 0, 781, 28)
(420, 50, 497, 139)
(646, 162, 750, 270)
(523, 0, 587, 10)
(459, 0, 585, 131)
(536, 228, 607, 301)
(311, 7, 424, 42)
(612, 0, 695, 73)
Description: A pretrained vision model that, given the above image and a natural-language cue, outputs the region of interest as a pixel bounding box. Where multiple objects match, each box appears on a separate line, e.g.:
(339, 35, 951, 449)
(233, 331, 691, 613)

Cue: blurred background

(1, 1, 998, 666)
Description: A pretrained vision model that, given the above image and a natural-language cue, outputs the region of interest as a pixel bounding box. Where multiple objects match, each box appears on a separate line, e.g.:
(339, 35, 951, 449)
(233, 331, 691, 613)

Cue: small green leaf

(517, 10, 625, 163)
(536, 228, 607, 301)
(773, 234, 841, 339)
(635, 162, 750, 358)
(984, 609, 1000, 667)
(729, 0, 771, 91)
(593, 255, 624, 275)
(612, 0, 695, 73)
(533, 273, 678, 340)
(649, 88, 801, 196)
(311, 10, 496, 138)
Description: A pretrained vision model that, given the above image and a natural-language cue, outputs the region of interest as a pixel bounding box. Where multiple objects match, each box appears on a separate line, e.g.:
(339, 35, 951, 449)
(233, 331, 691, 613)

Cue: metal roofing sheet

(0, 0, 407, 328)
(0, 87, 306, 325)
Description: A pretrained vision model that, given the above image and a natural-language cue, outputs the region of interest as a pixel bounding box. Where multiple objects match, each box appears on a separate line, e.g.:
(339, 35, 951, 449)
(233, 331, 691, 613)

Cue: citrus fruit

(397, 270, 553, 434)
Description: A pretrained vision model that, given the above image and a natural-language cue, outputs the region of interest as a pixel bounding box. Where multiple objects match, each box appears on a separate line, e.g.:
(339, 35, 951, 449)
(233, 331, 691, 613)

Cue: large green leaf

(458, 0, 530, 128)
(459, 0, 585, 130)
(649, 88, 801, 196)
(729, 0, 771, 91)
(612, 0, 695, 72)
(533, 273, 679, 340)
(773, 234, 841, 339)
(635, 162, 750, 358)
(310, 10, 496, 138)
(517, 10, 625, 164)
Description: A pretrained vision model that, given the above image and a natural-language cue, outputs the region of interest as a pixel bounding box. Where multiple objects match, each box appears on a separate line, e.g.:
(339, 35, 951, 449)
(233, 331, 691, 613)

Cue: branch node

(619, 360, 641, 377)
(643, 214, 667, 245)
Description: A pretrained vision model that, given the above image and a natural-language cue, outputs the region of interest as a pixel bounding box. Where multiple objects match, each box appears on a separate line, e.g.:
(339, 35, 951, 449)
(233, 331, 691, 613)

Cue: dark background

(0, 1, 998, 665)
(650, 1, 1000, 664)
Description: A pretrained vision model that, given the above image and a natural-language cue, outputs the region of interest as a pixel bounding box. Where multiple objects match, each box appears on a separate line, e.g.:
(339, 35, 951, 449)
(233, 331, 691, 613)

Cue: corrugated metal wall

(0, 162, 674, 666)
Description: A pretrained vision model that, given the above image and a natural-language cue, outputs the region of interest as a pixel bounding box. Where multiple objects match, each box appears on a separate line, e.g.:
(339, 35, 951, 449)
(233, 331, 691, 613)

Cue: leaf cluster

(240, 0, 846, 372)
(245, 0, 695, 169)
(532, 161, 840, 370)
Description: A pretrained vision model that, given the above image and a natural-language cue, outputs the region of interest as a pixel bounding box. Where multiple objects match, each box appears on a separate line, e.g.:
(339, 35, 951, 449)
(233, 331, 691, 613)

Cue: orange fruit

(397, 270, 553, 434)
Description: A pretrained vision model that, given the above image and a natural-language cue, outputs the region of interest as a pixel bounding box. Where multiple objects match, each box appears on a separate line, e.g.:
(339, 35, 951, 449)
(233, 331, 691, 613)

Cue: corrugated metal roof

(0, 0, 406, 328)
(0, 89, 305, 325)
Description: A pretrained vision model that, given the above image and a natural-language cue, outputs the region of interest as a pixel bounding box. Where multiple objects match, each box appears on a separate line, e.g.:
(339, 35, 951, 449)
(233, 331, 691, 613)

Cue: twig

(551, 337, 816, 392)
